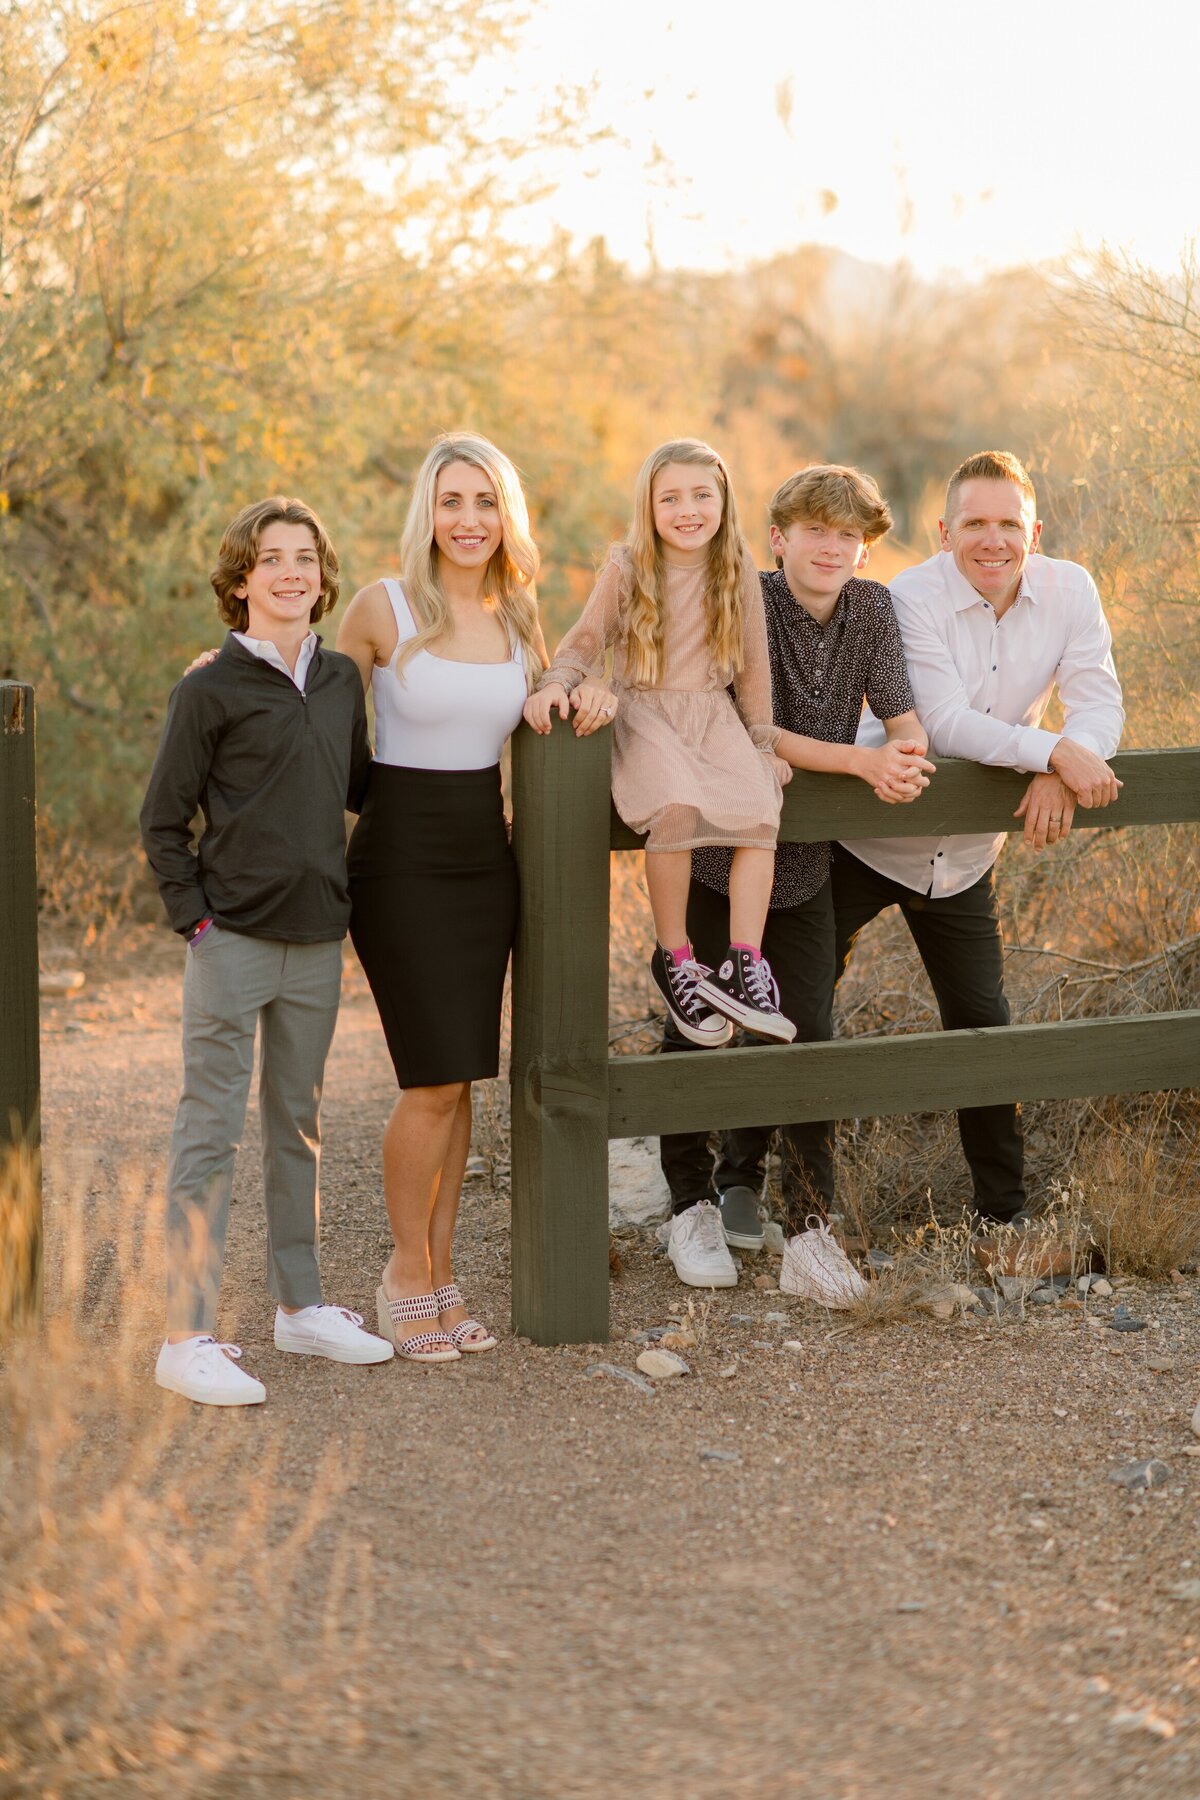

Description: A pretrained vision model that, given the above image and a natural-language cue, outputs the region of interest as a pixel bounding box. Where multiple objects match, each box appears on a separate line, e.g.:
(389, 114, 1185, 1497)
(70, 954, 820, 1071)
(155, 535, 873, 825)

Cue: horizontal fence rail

(511, 725, 1200, 1346)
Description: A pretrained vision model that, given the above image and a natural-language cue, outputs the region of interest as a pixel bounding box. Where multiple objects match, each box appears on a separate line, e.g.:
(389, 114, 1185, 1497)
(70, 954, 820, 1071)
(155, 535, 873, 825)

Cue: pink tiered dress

(540, 546, 783, 851)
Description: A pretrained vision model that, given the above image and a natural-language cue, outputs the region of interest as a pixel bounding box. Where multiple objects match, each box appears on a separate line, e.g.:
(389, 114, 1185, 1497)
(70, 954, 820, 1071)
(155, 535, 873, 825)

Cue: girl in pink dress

(524, 439, 795, 1045)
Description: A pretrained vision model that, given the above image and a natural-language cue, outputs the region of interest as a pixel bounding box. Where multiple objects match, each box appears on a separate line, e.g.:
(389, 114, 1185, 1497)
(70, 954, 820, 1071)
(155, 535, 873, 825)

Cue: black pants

(658, 877, 836, 1231)
(830, 846, 1025, 1222)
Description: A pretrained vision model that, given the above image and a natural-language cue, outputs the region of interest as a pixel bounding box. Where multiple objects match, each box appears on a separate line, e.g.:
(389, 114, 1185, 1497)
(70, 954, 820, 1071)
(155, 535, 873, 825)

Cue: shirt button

(986, 707, 991, 713)
(937, 851, 943, 857)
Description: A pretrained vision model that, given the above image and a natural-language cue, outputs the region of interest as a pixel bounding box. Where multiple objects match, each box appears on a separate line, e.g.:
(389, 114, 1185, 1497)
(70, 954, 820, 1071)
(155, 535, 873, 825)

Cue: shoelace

(313, 1306, 364, 1327)
(744, 955, 781, 1012)
(692, 1202, 727, 1252)
(672, 957, 714, 1019)
(192, 1336, 245, 1360)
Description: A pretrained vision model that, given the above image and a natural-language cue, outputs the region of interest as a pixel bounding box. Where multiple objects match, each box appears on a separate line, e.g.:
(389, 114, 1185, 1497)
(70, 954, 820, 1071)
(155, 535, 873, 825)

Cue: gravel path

(32, 947, 1200, 1798)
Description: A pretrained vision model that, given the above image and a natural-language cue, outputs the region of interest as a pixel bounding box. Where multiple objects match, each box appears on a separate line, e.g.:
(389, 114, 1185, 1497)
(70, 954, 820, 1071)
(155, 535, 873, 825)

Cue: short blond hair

(769, 464, 893, 547)
(210, 497, 339, 631)
(945, 451, 1037, 520)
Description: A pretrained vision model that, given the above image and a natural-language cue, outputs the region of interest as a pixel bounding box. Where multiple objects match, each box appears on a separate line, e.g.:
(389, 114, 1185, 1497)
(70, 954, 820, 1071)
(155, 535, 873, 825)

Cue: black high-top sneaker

(693, 948, 797, 1043)
(649, 946, 734, 1047)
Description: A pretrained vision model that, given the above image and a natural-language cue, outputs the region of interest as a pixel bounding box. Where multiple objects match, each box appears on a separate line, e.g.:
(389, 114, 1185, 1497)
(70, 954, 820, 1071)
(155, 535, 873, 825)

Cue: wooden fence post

(1, 682, 42, 1325)
(510, 720, 612, 1344)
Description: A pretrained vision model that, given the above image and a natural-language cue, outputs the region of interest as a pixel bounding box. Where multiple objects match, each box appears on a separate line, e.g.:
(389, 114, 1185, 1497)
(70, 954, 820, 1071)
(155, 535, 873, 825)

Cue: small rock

(1169, 1268, 1188, 1286)
(1184, 1445, 1200, 1457)
(1083, 1676, 1111, 1697)
(750, 1339, 773, 1350)
(1030, 1287, 1058, 1306)
(39, 969, 85, 995)
(631, 1326, 668, 1343)
(761, 1222, 786, 1254)
(753, 1274, 778, 1291)
(658, 1330, 696, 1351)
(1160, 1579, 1200, 1601)
(764, 1311, 789, 1324)
(1058, 1297, 1082, 1313)
(867, 1249, 895, 1272)
(781, 1340, 805, 1352)
(1079, 1274, 1112, 1297)
(729, 1313, 754, 1326)
(583, 1362, 656, 1395)
(895, 1601, 925, 1614)
(1111, 1707, 1176, 1740)
(698, 1448, 741, 1465)
(636, 1348, 690, 1380)
(1146, 1355, 1176, 1373)
(1107, 1458, 1170, 1491)
(1190, 1401, 1200, 1440)
(995, 1275, 1036, 1301)
(917, 1294, 956, 1322)
(1108, 1307, 1148, 1333)
(717, 1364, 738, 1379)
(464, 1155, 488, 1178)
(971, 1287, 1000, 1315)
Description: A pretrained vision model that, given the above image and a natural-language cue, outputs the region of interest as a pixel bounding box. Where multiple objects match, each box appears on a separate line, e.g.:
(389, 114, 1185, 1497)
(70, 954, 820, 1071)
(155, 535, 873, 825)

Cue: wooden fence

(510, 727, 1200, 1346)
(1, 682, 41, 1323)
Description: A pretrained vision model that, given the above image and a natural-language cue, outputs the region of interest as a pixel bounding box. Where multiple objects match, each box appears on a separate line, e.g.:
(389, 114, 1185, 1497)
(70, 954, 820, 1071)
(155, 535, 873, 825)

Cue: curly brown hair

(210, 497, 340, 631)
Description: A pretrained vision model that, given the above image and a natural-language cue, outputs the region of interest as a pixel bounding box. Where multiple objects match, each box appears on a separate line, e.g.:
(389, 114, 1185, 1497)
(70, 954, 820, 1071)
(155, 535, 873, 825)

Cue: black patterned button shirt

(692, 571, 915, 909)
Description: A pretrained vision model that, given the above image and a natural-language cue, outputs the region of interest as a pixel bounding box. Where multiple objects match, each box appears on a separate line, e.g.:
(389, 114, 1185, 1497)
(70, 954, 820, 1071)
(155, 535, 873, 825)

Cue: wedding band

(1050, 814, 1063, 823)
(604, 706, 613, 716)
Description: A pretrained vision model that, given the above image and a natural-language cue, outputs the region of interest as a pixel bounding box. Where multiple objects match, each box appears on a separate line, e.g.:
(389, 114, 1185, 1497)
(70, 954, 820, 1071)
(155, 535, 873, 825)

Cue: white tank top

(371, 579, 528, 771)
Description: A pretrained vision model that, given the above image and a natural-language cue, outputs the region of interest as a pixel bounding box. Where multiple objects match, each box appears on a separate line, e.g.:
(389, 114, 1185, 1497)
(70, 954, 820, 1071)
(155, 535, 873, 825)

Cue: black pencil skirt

(347, 763, 518, 1088)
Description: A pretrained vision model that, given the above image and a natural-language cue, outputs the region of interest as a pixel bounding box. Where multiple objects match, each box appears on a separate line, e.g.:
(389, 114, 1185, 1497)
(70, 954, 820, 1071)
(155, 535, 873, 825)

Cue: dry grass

(1072, 1096, 1200, 1279)
(0, 1153, 372, 1798)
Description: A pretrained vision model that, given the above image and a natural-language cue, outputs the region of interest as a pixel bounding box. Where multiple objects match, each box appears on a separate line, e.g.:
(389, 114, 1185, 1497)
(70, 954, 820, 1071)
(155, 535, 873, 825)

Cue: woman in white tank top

(338, 434, 617, 1363)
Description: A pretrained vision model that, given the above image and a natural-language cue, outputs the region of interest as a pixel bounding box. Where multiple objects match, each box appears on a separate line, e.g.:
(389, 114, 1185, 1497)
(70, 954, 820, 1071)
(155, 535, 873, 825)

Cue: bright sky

(494, 0, 1199, 278)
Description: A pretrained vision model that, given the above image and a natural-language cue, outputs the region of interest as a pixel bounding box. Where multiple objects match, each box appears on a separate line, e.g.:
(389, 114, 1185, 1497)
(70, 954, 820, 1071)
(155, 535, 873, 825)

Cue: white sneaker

(155, 1336, 267, 1407)
(274, 1304, 395, 1364)
(667, 1201, 739, 1288)
(779, 1218, 866, 1308)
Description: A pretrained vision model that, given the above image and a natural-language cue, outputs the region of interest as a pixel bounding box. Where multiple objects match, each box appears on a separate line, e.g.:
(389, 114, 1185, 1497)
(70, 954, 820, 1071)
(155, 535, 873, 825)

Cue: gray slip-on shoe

(717, 1185, 765, 1251)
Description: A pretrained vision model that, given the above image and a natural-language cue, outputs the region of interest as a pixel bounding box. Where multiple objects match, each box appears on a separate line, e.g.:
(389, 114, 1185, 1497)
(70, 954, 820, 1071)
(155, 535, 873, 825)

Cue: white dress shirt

(233, 629, 317, 692)
(843, 550, 1124, 897)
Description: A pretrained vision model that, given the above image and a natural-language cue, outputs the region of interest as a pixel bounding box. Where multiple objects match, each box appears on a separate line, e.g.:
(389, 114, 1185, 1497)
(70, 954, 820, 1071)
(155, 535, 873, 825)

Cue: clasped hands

(861, 738, 936, 805)
(523, 680, 618, 738)
(1014, 740, 1122, 850)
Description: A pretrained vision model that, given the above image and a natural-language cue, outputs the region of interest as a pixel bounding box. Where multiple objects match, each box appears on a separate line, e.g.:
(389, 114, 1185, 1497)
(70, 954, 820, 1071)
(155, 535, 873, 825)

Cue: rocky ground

(15, 939, 1200, 1798)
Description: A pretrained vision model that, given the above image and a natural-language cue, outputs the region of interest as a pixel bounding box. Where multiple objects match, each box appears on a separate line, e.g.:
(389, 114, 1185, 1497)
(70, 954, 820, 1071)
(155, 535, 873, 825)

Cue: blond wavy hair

(396, 433, 544, 689)
(623, 439, 746, 686)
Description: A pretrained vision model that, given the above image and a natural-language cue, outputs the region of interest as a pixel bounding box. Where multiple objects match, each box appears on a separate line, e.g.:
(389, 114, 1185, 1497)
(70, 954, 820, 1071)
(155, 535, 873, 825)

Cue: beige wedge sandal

(375, 1286, 461, 1363)
(432, 1282, 498, 1354)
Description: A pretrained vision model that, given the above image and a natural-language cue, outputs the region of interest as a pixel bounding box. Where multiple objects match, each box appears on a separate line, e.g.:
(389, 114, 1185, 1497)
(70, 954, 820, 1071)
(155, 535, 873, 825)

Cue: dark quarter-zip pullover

(140, 633, 372, 940)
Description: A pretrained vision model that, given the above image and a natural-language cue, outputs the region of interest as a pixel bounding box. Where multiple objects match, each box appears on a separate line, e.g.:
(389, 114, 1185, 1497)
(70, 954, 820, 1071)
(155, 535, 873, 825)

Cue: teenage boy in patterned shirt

(659, 465, 934, 1297)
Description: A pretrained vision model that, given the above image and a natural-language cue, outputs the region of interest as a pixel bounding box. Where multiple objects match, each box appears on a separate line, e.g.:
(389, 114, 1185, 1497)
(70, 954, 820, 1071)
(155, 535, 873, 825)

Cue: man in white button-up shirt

(833, 450, 1124, 1222)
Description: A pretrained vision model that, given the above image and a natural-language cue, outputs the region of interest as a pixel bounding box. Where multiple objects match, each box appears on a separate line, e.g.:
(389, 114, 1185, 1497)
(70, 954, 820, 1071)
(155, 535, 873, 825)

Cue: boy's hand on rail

(183, 647, 220, 677)
(861, 740, 935, 804)
(1047, 739, 1123, 809)
(523, 684, 570, 734)
(569, 682, 618, 737)
(1014, 772, 1077, 849)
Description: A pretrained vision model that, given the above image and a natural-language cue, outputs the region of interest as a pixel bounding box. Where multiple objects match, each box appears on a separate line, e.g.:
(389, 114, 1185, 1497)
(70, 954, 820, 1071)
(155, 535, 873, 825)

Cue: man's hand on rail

(1014, 772, 1077, 849)
(1047, 738, 1123, 809)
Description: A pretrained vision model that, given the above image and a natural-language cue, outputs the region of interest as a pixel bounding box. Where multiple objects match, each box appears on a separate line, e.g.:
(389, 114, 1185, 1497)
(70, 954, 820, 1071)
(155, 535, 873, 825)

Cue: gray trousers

(165, 927, 343, 1331)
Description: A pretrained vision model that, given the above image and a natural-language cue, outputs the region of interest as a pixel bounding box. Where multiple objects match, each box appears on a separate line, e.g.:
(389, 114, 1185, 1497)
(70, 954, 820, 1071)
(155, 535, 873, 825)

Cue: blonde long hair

(396, 433, 544, 689)
(623, 439, 747, 686)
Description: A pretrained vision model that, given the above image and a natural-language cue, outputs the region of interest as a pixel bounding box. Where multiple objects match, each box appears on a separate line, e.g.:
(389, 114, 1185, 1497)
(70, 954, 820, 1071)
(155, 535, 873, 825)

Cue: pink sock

(730, 941, 762, 962)
(664, 943, 692, 966)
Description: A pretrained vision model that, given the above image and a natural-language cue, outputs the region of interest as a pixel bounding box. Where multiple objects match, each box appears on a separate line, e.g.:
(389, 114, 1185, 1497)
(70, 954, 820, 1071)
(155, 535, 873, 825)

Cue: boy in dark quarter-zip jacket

(140, 496, 393, 1407)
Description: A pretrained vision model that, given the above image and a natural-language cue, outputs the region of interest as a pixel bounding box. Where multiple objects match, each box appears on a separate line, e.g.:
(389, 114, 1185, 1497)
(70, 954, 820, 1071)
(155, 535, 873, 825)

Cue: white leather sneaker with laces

(667, 1200, 739, 1288)
(155, 1336, 267, 1406)
(779, 1218, 866, 1308)
(274, 1303, 395, 1364)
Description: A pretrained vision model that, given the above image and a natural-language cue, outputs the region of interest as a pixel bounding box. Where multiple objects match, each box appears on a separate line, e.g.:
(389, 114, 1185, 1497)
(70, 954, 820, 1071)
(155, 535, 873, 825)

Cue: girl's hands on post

(522, 684, 570, 734)
(183, 647, 220, 677)
(569, 682, 618, 737)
